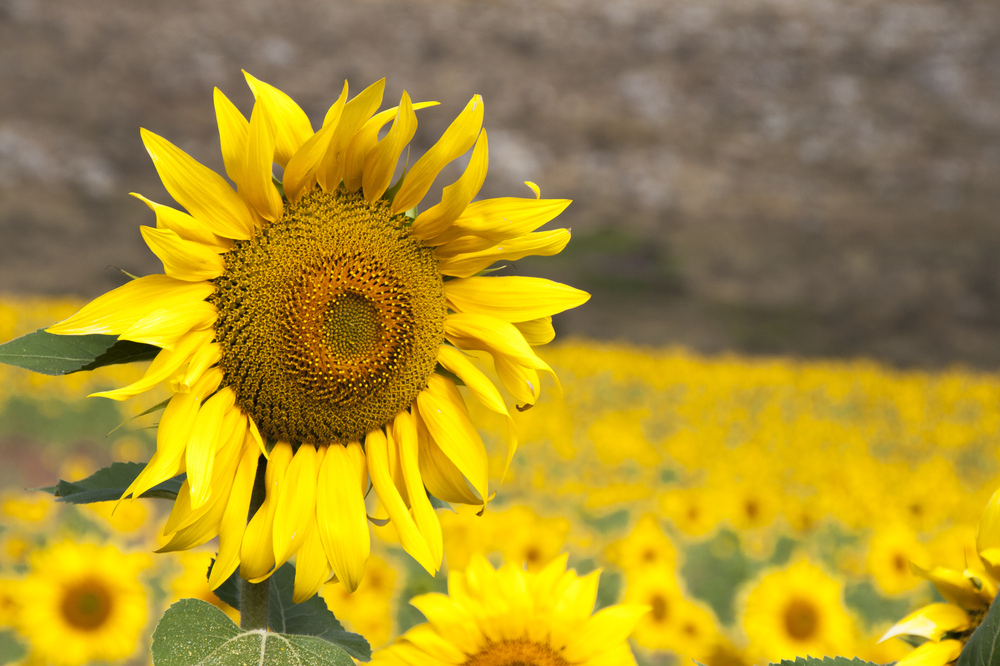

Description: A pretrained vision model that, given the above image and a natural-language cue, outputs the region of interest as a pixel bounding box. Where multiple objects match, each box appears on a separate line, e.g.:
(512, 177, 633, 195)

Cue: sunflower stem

(240, 458, 269, 631)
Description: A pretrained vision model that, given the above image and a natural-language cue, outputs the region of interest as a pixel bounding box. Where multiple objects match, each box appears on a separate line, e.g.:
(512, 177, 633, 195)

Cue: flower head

(372, 554, 647, 666)
(14, 541, 150, 666)
(47, 73, 588, 600)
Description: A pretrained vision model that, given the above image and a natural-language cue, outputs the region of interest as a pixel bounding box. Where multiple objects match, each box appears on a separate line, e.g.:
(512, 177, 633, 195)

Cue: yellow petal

(409, 128, 488, 239)
(408, 593, 482, 655)
(436, 229, 571, 279)
(562, 604, 651, 662)
(415, 374, 488, 503)
(414, 409, 481, 506)
(90, 329, 213, 401)
(214, 87, 249, 189)
(293, 519, 332, 603)
(397, 624, 468, 664)
(241, 441, 293, 582)
(393, 410, 444, 569)
(444, 276, 590, 323)
(367, 428, 436, 573)
(283, 82, 347, 203)
(880, 603, 971, 642)
(185, 388, 237, 510)
(317, 442, 370, 592)
(175, 341, 222, 393)
(210, 442, 260, 589)
(515, 317, 555, 346)
(895, 640, 963, 666)
(430, 196, 571, 248)
(242, 99, 284, 222)
(121, 369, 222, 501)
(272, 444, 320, 567)
(362, 92, 418, 202)
(342, 100, 438, 193)
(436, 346, 517, 474)
(130, 193, 230, 249)
(524, 181, 541, 198)
(141, 226, 226, 281)
(140, 128, 254, 240)
(243, 71, 313, 167)
(494, 356, 542, 406)
(444, 311, 555, 379)
(392, 95, 484, 215)
(117, 300, 217, 348)
(317, 79, 385, 191)
(913, 563, 992, 610)
(47, 275, 214, 337)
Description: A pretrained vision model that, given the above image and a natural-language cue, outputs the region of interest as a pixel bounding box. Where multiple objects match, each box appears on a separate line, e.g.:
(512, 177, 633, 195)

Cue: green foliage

(0, 630, 26, 666)
(39, 461, 183, 503)
(151, 599, 354, 666)
(0, 328, 159, 375)
(958, 595, 1000, 666)
(211, 563, 371, 661)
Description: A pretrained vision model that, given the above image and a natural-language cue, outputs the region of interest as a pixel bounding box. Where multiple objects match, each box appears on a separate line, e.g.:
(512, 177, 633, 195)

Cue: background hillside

(2, 0, 999, 367)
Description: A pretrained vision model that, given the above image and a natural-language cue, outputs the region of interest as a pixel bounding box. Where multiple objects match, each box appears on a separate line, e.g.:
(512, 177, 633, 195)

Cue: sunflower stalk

(240, 460, 269, 631)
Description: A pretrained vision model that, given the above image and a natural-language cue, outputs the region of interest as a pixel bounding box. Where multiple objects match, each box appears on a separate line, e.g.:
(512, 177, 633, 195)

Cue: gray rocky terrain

(2, 0, 1000, 367)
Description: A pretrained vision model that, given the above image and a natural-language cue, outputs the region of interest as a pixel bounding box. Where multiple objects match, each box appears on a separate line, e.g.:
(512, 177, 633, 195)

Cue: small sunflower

(371, 554, 648, 666)
(743, 559, 857, 662)
(866, 523, 930, 596)
(623, 566, 718, 661)
(48, 73, 588, 600)
(879, 487, 1000, 666)
(14, 541, 150, 666)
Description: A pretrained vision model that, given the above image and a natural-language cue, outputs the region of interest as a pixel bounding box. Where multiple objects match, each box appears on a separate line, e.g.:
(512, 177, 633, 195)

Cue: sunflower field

(2, 295, 998, 665)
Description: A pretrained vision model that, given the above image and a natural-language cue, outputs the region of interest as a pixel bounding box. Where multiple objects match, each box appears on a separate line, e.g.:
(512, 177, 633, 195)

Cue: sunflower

(879, 487, 1000, 666)
(371, 554, 648, 666)
(743, 559, 857, 662)
(47, 73, 588, 600)
(623, 566, 718, 661)
(606, 513, 677, 575)
(14, 541, 150, 666)
(866, 523, 930, 596)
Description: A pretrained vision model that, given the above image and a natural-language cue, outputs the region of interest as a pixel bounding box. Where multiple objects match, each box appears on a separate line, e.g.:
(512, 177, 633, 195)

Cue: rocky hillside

(2, 0, 1000, 367)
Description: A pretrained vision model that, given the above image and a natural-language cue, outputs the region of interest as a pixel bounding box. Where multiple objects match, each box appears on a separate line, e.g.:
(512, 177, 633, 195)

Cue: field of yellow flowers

(2, 297, 997, 666)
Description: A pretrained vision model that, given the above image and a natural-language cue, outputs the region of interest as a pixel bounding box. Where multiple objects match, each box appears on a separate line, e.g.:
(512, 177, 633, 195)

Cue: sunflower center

(650, 593, 669, 622)
(783, 598, 819, 640)
(61, 579, 113, 630)
(465, 639, 570, 666)
(211, 188, 446, 444)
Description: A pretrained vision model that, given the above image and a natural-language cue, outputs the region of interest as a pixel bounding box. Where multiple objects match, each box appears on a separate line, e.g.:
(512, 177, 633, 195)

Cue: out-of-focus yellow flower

(879, 486, 1000, 666)
(323, 554, 398, 649)
(85, 499, 148, 533)
(0, 579, 21, 627)
(14, 541, 150, 666)
(624, 566, 718, 661)
(1, 492, 51, 524)
(606, 513, 677, 574)
(660, 486, 721, 538)
(867, 524, 931, 596)
(167, 551, 239, 624)
(743, 559, 857, 662)
(372, 554, 647, 666)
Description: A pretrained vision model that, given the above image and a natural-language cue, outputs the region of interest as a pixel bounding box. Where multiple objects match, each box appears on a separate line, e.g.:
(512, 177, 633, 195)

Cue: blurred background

(3, 1, 1000, 665)
(3, 0, 1000, 367)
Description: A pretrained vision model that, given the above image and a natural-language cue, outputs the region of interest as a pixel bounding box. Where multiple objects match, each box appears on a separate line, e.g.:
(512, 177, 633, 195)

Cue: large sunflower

(371, 554, 648, 666)
(48, 73, 588, 601)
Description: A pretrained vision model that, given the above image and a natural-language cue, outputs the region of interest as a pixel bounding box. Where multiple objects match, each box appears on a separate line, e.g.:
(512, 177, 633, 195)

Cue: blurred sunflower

(624, 567, 718, 661)
(879, 487, 1000, 666)
(14, 541, 150, 666)
(371, 554, 648, 666)
(743, 559, 857, 661)
(866, 523, 930, 596)
(48, 73, 588, 601)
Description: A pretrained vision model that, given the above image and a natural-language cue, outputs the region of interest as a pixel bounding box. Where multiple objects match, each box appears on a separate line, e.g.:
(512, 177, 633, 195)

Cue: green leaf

(0, 328, 159, 375)
(0, 630, 27, 666)
(152, 599, 355, 666)
(958, 594, 1000, 666)
(40, 462, 184, 504)
(210, 563, 371, 662)
(776, 658, 883, 666)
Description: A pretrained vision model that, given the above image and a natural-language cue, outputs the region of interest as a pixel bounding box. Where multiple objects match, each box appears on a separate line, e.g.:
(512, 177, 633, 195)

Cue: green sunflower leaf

(209, 562, 372, 662)
(151, 599, 354, 666)
(0, 629, 27, 666)
(775, 658, 883, 666)
(958, 593, 1000, 666)
(39, 461, 184, 503)
(0, 328, 159, 375)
